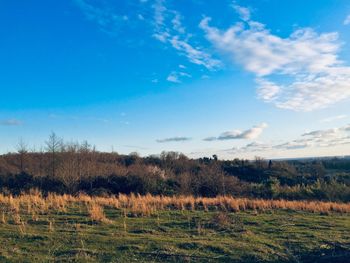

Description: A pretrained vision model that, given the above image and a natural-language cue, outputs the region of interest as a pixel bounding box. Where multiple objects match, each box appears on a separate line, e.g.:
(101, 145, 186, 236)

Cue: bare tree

(38, 146, 44, 177)
(59, 141, 79, 192)
(16, 138, 28, 172)
(79, 140, 92, 180)
(45, 132, 63, 178)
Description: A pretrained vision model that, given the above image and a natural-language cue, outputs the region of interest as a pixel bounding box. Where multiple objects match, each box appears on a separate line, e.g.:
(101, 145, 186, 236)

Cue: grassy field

(0, 194, 349, 262)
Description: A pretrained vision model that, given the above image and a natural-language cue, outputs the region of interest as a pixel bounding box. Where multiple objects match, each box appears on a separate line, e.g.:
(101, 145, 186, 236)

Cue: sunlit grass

(0, 192, 349, 262)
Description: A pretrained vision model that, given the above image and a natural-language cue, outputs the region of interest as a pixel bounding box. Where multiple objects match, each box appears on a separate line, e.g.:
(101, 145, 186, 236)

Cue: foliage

(0, 137, 350, 201)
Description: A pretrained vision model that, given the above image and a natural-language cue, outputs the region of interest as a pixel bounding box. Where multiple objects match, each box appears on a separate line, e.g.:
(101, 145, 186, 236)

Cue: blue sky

(1, 0, 350, 159)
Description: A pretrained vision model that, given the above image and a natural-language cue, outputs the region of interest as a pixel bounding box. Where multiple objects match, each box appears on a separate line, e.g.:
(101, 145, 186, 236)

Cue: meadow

(0, 192, 349, 262)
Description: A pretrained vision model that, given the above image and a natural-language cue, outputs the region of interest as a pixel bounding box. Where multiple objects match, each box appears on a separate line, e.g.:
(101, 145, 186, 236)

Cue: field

(0, 193, 349, 262)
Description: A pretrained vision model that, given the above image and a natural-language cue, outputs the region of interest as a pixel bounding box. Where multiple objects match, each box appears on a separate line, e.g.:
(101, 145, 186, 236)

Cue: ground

(0, 204, 349, 262)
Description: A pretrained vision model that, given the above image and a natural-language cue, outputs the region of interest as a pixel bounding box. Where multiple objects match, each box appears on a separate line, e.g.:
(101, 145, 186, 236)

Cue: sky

(1, 0, 350, 159)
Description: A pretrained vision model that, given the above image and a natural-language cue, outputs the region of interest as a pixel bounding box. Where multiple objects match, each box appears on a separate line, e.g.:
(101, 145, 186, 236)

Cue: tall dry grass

(87, 202, 110, 223)
(0, 192, 349, 224)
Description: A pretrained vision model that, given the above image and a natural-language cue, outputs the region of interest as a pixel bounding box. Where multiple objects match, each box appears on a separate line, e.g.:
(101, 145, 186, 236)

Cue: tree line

(0, 133, 349, 202)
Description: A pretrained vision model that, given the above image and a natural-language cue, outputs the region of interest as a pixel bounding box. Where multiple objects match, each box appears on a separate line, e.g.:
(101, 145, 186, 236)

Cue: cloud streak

(320, 115, 347, 123)
(204, 123, 268, 141)
(156, 136, 192, 143)
(0, 119, 23, 126)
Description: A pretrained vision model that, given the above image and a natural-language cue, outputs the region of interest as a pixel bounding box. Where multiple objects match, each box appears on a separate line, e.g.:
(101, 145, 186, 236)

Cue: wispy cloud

(74, 0, 146, 36)
(122, 145, 149, 150)
(300, 124, 350, 147)
(166, 71, 181, 83)
(49, 113, 113, 124)
(320, 114, 347, 123)
(227, 123, 350, 155)
(200, 5, 350, 111)
(75, 0, 125, 35)
(152, 0, 221, 70)
(232, 4, 251, 21)
(273, 140, 310, 150)
(344, 14, 350, 25)
(120, 120, 130, 125)
(204, 123, 268, 141)
(90, 117, 110, 123)
(156, 136, 192, 143)
(168, 37, 221, 70)
(0, 119, 23, 126)
(76, 0, 221, 71)
(284, 125, 350, 149)
(166, 70, 191, 83)
(302, 127, 343, 138)
(233, 141, 272, 152)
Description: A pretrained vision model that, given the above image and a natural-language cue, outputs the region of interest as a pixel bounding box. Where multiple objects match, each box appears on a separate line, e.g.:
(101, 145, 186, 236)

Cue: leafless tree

(45, 132, 63, 178)
(16, 138, 28, 172)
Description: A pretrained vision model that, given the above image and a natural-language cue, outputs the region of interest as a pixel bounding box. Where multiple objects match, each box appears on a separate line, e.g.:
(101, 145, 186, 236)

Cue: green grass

(0, 205, 349, 262)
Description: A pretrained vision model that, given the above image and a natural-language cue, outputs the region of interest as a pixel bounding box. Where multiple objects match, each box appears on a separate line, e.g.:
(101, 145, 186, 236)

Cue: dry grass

(87, 202, 110, 223)
(0, 192, 349, 224)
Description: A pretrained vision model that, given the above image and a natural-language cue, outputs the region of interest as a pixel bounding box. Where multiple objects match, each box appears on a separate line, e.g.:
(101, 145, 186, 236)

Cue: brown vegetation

(1, 134, 350, 203)
(0, 192, 349, 225)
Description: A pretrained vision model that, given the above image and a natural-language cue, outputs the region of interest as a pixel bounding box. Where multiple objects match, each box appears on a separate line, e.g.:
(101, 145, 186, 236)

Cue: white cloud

(179, 72, 191, 77)
(200, 6, 350, 111)
(344, 15, 350, 25)
(256, 78, 281, 102)
(166, 71, 191, 83)
(169, 37, 221, 69)
(200, 15, 340, 77)
(172, 12, 185, 34)
(167, 72, 181, 83)
(153, 0, 166, 30)
(232, 4, 251, 21)
(204, 123, 268, 141)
